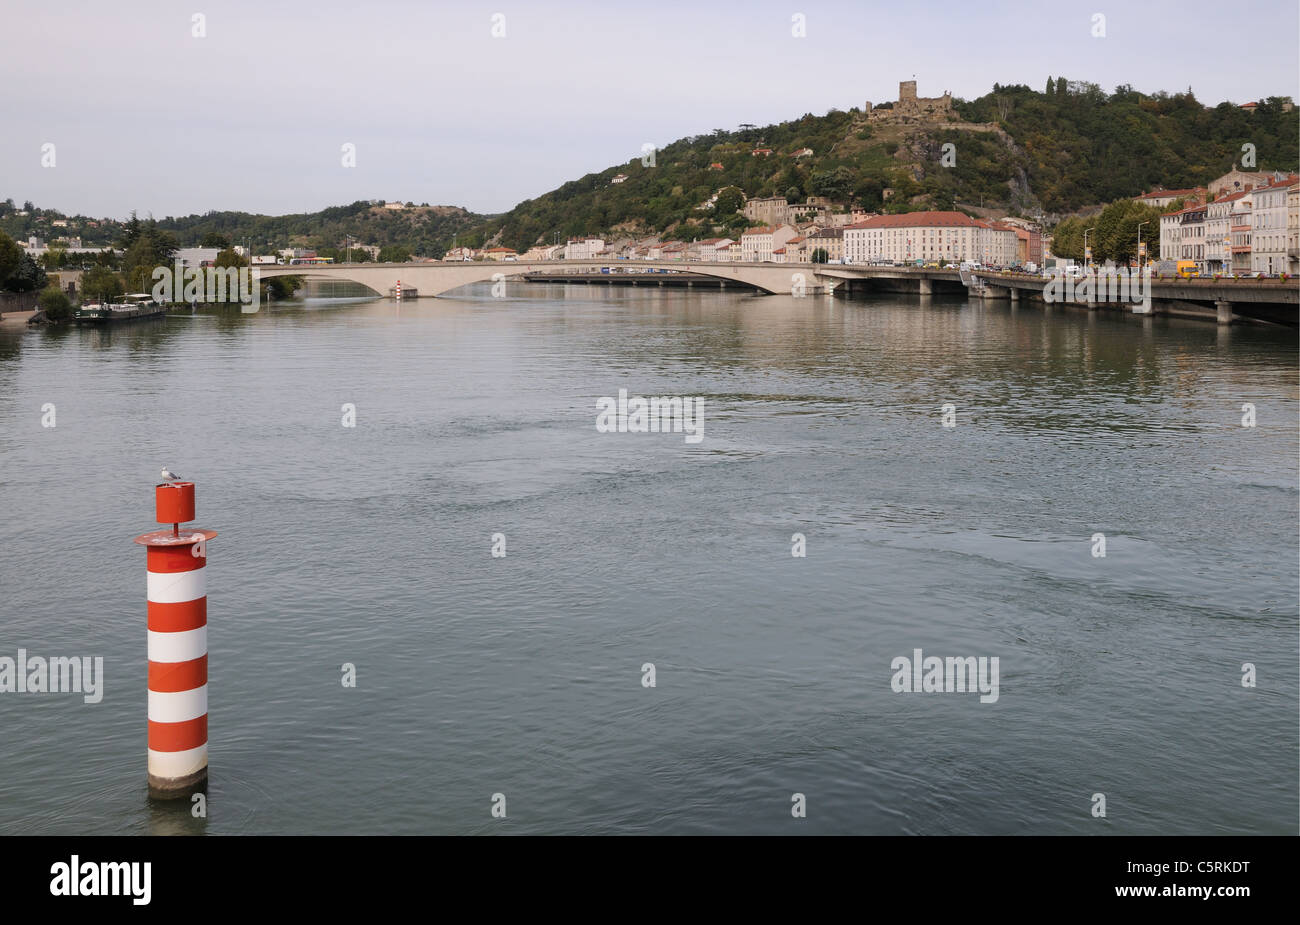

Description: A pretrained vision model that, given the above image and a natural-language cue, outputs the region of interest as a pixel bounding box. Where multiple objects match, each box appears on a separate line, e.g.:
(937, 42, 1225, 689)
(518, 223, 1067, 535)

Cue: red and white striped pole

(395, 279, 402, 300)
(133, 481, 216, 799)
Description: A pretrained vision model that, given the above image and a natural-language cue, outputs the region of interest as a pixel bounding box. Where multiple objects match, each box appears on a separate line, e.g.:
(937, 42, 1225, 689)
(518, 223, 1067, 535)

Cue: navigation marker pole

(134, 480, 216, 799)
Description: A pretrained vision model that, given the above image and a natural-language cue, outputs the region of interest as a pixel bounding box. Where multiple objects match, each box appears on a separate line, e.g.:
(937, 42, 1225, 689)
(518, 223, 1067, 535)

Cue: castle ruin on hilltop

(866, 80, 956, 123)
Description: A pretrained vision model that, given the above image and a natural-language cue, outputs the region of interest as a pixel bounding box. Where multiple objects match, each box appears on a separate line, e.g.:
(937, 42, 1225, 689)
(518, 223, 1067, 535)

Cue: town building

(694, 238, 733, 261)
(564, 237, 605, 260)
(1229, 194, 1254, 273)
(1134, 188, 1204, 210)
(742, 196, 791, 227)
(1287, 179, 1299, 275)
(842, 211, 1017, 265)
(1209, 166, 1286, 199)
(740, 224, 797, 262)
(1204, 193, 1245, 274)
(1175, 202, 1208, 266)
(807, 227, 844, 262)
(1250, 175, 1297, 274)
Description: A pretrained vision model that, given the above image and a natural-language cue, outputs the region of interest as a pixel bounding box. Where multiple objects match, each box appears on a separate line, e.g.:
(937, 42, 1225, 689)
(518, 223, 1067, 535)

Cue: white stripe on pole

(148, 744, 207, 778)
(147, 568, 206, 604)
(147, 626, 207, 664)
(147, 685, 208, 723)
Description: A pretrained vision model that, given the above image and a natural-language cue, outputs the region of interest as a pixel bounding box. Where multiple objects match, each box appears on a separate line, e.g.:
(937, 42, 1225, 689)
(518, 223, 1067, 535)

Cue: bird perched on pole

(160, 467, 184, 483)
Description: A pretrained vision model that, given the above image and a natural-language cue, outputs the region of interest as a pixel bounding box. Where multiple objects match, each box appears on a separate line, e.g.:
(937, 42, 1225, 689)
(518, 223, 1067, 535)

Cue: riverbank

(0, 310, 37, 328)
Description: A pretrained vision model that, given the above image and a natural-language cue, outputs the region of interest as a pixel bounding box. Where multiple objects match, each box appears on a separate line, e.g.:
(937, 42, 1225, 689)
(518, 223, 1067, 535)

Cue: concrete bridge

(251, 260, 1295, 325)
(970, 269, 1299, 325)
(253, 259, 961, 298)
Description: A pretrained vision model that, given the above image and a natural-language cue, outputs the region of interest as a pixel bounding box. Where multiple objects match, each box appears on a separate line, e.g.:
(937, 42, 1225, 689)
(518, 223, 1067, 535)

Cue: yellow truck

(1156, 259, 1200, 278)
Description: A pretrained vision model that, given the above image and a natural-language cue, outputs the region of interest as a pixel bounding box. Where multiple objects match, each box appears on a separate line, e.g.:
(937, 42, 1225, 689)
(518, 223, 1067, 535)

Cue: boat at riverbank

(74, 294, 168, 323)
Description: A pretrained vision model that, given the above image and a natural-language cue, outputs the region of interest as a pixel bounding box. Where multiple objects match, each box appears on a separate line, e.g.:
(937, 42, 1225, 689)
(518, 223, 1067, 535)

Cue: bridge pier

(1215, 300, 1235, 325)
(1009, 287, 1019, 303)
(918, 278, 932, 296)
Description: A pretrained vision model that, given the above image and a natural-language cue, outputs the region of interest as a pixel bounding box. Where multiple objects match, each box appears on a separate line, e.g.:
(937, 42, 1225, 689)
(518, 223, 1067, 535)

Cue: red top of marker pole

(134, 481, 217, 547)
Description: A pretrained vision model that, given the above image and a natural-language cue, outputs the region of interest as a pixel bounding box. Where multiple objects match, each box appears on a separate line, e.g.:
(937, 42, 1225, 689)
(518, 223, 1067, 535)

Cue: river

(0, 283, 1295, 834)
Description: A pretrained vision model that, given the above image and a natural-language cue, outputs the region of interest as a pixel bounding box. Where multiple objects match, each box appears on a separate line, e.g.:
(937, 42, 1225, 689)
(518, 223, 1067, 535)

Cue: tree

(712, 186, 744, 217)
(3, 253, 46, 292)
(201, 232, 231, 248)
(1091, 199, 1164, 263)
(0, 231, 22, 283)
(262, 276, 302, 300)
(377, 245, 411, 263)
(1050, 216, 1087, 260)
(82, 266, 124, 301)
(811, 248, 829, 264)
(213, 248, 244, 269)
(38, 286, 72, 321)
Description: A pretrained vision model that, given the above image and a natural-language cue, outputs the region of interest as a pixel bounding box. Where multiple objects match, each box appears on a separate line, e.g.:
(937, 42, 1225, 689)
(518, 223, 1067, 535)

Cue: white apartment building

(842, 212, 1016, 265)
(1177, 203, 1207, 267)
(1288, 181, 1299, 275)
(1229, 193, 1254, 273)
(1203, 193, 1243, 274)
(740, 224, 797, 262)
(564, 237, 605, 260)
(1251, 176, 1297, 274)
(1159, 210, 1182, 264)
(695, 238, 733, 261)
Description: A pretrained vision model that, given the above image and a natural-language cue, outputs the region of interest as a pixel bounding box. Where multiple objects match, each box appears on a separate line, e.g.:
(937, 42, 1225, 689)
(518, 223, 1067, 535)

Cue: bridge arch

(251, 259, 829, 297)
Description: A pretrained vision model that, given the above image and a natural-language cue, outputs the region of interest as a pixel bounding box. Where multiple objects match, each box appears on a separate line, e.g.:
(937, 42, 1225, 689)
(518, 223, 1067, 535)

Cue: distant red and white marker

(134, 479, 216, 799)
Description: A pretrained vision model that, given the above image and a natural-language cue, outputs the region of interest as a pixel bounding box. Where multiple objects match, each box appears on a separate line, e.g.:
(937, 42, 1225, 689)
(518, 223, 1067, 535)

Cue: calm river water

(0, 283, 1296, 834)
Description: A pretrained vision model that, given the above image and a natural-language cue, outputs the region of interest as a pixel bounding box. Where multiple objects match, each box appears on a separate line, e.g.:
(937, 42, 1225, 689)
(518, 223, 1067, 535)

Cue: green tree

(1049, 217, 1086, 260)
(811, 248, 829, 264)
(201, 232, 231, 248)
(0, 231, 22, 283)
(712, 186, 744, 217)
(1091, 199, 1164, 263)
(377, 245, 411, 263)
(82, 266, 125, 301)
(213, 248, 245, 269)
(38, 286, 72, 321)
(3, 252, 46, 292)
(262, 276, 302, 300)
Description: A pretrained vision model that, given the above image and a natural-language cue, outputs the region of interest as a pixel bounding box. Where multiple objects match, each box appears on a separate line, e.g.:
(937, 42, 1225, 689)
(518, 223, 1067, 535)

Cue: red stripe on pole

(147, 598, 207, 633)
(148, 655, 207, 692)
(145, 544, 208, 573)
(149, 715, 208, 752)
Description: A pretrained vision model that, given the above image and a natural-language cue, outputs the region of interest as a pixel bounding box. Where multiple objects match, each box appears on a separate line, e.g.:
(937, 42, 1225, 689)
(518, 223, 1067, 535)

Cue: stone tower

(899, 80, 917, 103)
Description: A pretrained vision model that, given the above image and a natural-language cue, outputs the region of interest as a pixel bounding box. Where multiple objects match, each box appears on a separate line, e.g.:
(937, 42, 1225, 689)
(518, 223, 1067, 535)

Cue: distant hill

(152, 201, 490, 255)
(0, 199, 491, 258)
(475, 78, 1298, 251)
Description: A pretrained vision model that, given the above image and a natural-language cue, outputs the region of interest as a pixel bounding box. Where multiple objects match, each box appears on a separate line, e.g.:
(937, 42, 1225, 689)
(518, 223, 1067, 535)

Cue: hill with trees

(472, 79, 1296, 250)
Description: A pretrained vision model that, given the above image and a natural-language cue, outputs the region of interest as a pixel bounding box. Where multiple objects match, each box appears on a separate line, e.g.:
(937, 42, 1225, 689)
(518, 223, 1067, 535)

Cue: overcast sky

(3, 0, 1296, 220)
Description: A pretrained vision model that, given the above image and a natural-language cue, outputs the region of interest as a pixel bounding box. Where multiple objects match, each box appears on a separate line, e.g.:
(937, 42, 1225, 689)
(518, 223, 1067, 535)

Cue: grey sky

(3, 0, 1296, 219)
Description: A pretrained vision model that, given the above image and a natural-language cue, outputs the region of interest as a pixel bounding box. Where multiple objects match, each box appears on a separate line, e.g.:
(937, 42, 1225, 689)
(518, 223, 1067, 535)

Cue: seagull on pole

(160, 467, 184, 483)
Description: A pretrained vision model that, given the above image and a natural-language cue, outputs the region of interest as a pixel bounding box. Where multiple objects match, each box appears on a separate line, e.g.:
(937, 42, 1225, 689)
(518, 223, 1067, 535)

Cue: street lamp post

(1136, 221, 1149, 269)
(1083, 228, 1096, 269)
